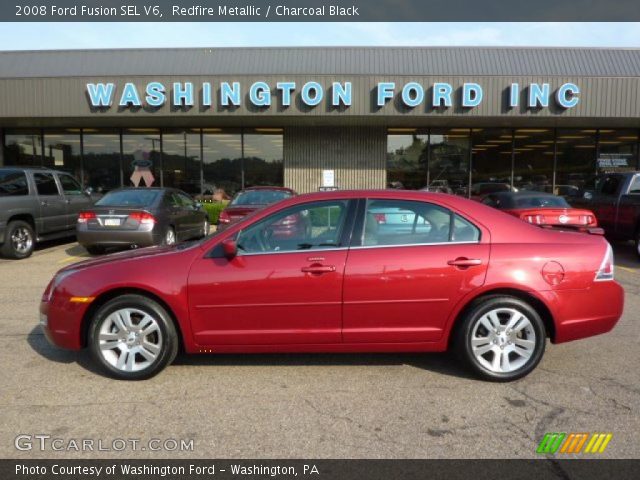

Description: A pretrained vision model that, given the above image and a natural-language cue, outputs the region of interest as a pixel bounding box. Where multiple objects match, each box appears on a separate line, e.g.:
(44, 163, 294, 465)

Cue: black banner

(5, 0, 640, 22)
(2, 459, 640, 480)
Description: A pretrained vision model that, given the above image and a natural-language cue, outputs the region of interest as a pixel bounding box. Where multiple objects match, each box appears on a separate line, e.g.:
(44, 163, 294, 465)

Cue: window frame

(57, 173, 83, 195)
(33, 172, 61, 196)
(229, 199, 358, 257)
(350, 197, 482, 249)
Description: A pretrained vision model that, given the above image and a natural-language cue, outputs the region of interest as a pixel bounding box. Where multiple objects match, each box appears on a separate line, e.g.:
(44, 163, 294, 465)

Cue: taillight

(580, 215, 596, 226)
(77, 211, 96, 223)
(595, 243, 614, 281)
(373, 213, 386, 224)
(522, 214, 545, 225)
(218, 210, 231, 224)
(128, 211, 156, 224)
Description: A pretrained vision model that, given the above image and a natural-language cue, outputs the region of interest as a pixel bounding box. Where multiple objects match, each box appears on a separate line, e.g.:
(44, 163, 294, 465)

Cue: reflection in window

(83, 130, 121, 193)
(122, 129, 160, 187)
(162, 130, 201, 195)
(43, 130, 82, 180)
(203, 130, 243, 198)
(243, 130, 284, 188)
(471, 128, 512, 187)
(513, 129, 555, 192)
(429, 129, 470, 196)
(597, 129, 638, 173)
(3, 130, 43, 166)
(386, 131, 428, 190)
(556, 129, 597, 192)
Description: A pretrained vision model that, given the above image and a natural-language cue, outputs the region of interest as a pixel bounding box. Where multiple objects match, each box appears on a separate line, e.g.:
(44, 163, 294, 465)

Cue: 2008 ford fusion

(40, 190, 623, 381)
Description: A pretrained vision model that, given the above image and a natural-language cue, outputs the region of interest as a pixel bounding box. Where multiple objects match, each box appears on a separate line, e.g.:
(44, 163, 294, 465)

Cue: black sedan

(76, 188, 209, 255)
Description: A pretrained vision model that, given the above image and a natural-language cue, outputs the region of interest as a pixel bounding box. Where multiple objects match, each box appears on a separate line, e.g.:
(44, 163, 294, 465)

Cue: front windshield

(230, 189, 292, 206)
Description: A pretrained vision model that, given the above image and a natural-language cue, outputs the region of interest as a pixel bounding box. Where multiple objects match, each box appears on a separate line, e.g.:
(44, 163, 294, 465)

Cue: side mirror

(194, 202, 203, 210)
(221, 238, 237, 259)
(84, 187, 93, 196)
(583, 192, 593, 200)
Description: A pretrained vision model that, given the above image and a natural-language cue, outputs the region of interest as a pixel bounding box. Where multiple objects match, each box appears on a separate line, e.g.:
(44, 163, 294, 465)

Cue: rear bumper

(541, 281, 625, 343)
(77, 227, 162, 248)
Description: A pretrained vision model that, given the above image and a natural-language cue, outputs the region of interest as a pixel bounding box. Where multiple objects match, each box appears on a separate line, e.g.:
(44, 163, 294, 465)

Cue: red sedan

(482, 191, 598, 230)
(40, 190, 623, 381)
(217, 186, 296, 230)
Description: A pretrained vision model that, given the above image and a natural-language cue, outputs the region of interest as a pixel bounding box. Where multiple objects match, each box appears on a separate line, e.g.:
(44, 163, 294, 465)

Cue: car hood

(58, 244, 193, 274)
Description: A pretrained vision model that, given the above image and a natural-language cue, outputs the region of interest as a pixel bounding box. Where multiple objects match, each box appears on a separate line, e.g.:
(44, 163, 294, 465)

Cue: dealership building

(1, 46, 640, 196)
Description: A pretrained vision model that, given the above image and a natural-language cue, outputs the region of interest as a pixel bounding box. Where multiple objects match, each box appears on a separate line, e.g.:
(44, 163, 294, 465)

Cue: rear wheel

(635, 229, 640, 260)
(88, 294, 178, 380)
(163, 227, 176, 246)
(1, 220, 35, 259)
(202, 219, 210, 237)
(454, 296, 546, 382)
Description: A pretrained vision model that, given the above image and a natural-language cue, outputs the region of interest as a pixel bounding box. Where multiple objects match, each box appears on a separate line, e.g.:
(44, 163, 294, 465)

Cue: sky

(0, 22, 639, 50)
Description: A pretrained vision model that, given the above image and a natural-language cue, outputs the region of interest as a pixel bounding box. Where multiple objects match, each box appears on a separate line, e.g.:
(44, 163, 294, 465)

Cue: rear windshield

(230, 189, 292, 206)
(0, 170, 28, 196)
(506, 195, 570, 209)
(96, 189, 161, 207)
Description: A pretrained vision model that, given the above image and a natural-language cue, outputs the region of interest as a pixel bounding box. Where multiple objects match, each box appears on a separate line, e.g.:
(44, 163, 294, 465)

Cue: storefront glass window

(243, 129, 284, 188)
(513, 129, 555, 192)
(597, 129, 639, 173)
(43, 130, 82, 180)
(202, 130, 243, 199)
(162, 130, 202, 195)
(471, 128, 513, 188)
(3, 130, 43, 166)
(429, 128, 470, 196)
(122, 129, 161, 188)
(386, 130, 429, 190)
(556, 129, 597, 193)
(82, 129, 122, 193)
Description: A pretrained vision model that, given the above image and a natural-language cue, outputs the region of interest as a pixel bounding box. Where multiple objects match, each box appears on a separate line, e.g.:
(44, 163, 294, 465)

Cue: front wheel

(88, 294, 179, 380)
(635, 229, 640, 261)
(454, 296, 546, 382)
(162, 226, 176, 246)
(1, 220, 35, 259)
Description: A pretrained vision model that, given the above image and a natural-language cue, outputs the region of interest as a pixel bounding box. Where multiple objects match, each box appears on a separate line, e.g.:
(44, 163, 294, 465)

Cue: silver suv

(0, 167, 93, 259)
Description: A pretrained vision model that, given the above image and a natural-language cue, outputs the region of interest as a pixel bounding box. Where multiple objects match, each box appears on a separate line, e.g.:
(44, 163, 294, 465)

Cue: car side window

(33, 172, 60, 196)
(58, 174, 83, 195)
(236, 200, 349, 254)
(629, 176, 640, 194)
(362, 199, 479, 247)
(0, 171, 29, 196)
(177, 193, 195, 208)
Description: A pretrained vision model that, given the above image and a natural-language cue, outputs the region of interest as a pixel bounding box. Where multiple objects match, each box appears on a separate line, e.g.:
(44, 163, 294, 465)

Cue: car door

(162, 191, 185, 239)
(342, 198, 489, 344)
(187, 199, 355, 346)
(32, 172, 67, 234)
(57, 173, 92, 229)
(592, 175, 623, 234)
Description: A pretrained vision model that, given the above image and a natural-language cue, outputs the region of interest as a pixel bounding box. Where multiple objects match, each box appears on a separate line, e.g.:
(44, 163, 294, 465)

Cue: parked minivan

(0, 167, 93, 259)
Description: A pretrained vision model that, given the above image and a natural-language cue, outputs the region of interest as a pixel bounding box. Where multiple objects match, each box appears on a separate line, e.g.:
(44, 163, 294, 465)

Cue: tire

(453, 296, 546, 382)
(88, 294, 179, 380)
(203, 219, 210, 237)
(85, 245, 106, 256)
(635, 229, 640, 261)
(1, 220, 35, 259)
(162, 226, 176, 246)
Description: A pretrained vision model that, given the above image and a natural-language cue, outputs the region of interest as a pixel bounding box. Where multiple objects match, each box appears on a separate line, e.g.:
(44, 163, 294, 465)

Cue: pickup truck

(571, 172, 640, 258)
(0, 167, 94, 259)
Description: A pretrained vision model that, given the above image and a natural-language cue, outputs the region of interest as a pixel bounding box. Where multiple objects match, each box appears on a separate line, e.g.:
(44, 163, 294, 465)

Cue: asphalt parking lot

(0, 239, 638, 459)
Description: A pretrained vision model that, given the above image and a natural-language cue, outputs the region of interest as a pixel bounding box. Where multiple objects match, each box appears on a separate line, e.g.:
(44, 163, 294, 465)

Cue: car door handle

(447, 257, 483, 267)
(40, 201, 48, 206)
(301, 265, 336, 274)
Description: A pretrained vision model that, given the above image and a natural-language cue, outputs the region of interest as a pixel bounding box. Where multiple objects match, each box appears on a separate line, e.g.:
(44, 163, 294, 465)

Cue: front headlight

(45, 270, 76, 302)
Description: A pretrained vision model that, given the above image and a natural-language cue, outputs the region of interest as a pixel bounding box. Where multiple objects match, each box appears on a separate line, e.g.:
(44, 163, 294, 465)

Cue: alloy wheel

(165, 228, 176, 245)
(470, 307, 536, 373)
(98, 308, 163, 372)
(11, 227, 33, 255)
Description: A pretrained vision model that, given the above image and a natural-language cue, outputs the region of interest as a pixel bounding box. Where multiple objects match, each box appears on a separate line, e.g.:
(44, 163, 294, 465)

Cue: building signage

(86, 80, 580, 111)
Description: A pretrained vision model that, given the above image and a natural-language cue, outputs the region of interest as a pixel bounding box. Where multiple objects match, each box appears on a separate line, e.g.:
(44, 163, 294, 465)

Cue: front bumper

(40, 298, 88, 351)
(542, 280, 625, 343)
(76, 227, 162, 248)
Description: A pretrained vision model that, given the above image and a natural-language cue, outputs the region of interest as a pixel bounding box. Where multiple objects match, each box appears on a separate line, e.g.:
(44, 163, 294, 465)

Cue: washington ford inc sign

(86, 80, 581, 111)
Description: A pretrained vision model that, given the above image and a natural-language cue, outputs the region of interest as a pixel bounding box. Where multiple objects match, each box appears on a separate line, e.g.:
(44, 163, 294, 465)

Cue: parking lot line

(57, 256, 85, 264)
(617, 266, 638, 274)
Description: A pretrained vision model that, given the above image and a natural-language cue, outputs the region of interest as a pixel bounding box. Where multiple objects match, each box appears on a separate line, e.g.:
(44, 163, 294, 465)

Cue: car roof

(490, 191, 558, 199)
(0, 166, 71, 174)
